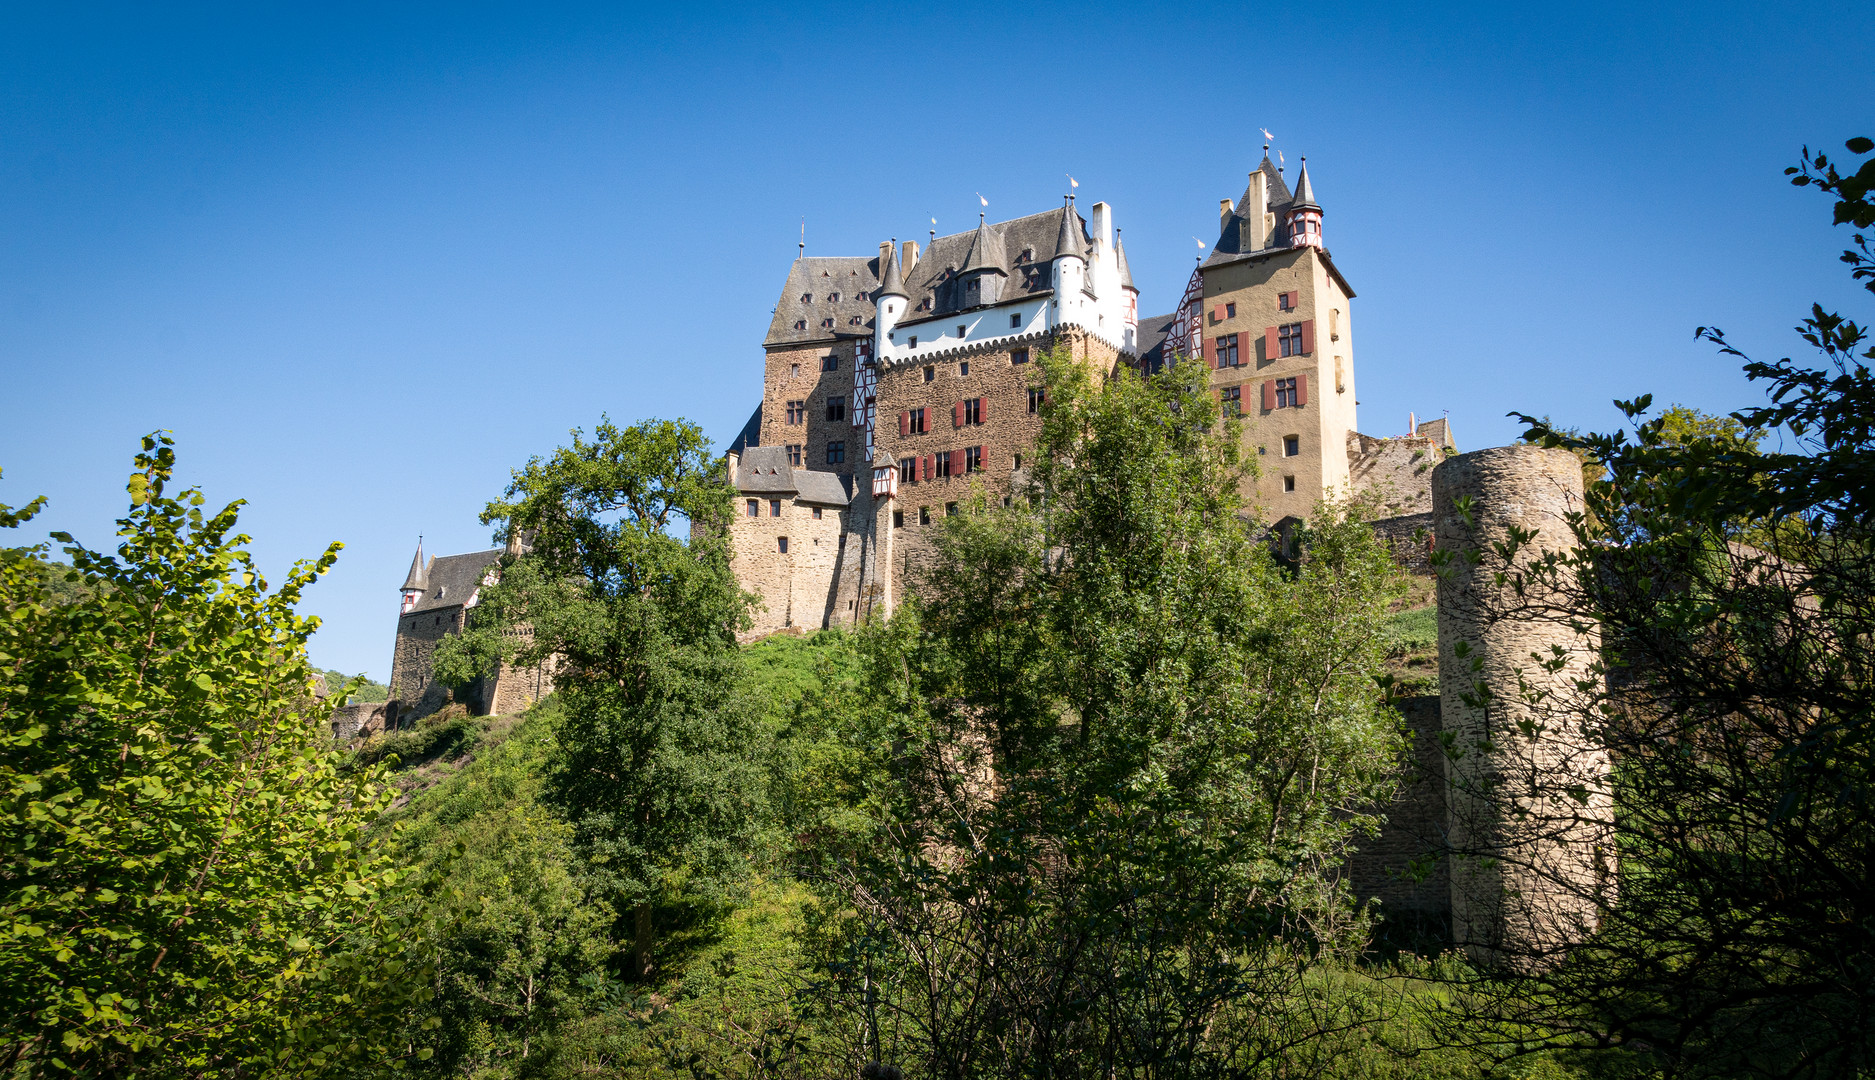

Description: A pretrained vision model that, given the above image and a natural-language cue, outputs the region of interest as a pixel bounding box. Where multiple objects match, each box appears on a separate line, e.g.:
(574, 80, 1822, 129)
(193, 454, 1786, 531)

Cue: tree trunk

(632, 902, 653, 980)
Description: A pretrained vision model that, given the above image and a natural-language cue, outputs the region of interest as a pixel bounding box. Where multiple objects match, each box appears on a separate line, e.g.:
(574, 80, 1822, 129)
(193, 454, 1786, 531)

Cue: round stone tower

(1432, 445, 1614, 968)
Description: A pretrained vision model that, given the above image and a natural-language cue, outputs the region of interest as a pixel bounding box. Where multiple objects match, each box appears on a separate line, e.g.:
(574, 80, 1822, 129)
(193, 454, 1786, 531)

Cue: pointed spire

(960, 213, 1007, 276)
(401, 540, 429, 593)
(1114, 230, 1136, 292)
(877, 239, 909, 300)
(1291, 157, 1319, 209)
(1052, 197, 1083, 261)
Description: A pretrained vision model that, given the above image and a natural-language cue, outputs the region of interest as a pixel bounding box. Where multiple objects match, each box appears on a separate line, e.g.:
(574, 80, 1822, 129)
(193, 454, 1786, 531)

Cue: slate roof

(1205, 156, 1295, 264)
(727, 404, 762, 454)
(793, 470, 851, 507)
(1290, 159, 1319, 210)
(407, 549, 502, 614)
(401, 542, 429, 592)
(1115, 234, 1136, 292)
(1134, 311, 1178, 370)
(895, 206, 1091, 328)
(1053, 200, 1083, 259)
(763, 256, 883, 348)
(732, 445, 851, 506)
(959, 214, 1008, 276)
(734, 446, 797, 493)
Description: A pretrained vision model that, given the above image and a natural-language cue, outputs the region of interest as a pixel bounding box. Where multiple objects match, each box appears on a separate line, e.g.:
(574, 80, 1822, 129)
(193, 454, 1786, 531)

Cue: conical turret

(1288, 157, 1324, 249)
(400, 540, 429, 613)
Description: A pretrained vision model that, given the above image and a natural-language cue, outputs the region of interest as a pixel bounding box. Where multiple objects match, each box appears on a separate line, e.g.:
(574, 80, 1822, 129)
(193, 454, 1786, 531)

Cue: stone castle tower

(385, 535, 552, 723)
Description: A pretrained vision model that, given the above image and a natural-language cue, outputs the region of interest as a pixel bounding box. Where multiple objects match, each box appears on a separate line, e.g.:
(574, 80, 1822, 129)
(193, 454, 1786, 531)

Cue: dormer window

(829, 292, 840, 301)
(801, 293, 812, 302)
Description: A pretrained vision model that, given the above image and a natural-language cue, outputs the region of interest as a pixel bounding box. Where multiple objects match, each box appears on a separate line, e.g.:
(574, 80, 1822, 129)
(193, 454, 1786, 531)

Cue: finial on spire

(799, 217, 805, 258)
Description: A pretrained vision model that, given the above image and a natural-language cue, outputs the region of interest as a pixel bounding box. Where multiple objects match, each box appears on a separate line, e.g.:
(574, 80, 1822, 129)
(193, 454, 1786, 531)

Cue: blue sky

(2, 2, 1871, 679)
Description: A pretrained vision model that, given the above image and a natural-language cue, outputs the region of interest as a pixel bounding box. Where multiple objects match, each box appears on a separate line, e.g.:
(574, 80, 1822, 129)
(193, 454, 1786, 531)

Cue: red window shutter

(899, 411, 908, 437)
(976, 444, 985, 470)
(1286, 290, 1299, 311)
(977, 397, 986, 422)
(1211, 303, 1225, 323)
(1234, 332, 1246, 358)
(1295, 373, 1308, 406)
(1262, 380, 1277, 411)
(1264, 326, 1278, 360)
(1203, 336, 1217, 368)
(953, 401, 963, 428)
(1300, 319, 1315, 355)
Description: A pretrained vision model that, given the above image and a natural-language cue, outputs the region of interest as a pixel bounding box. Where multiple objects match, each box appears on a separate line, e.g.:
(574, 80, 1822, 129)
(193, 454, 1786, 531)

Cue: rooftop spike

(877, 239, 909, 299)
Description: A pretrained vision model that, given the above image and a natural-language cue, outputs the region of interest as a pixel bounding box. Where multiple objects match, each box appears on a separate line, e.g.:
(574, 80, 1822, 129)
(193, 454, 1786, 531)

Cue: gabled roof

(406, 549, 502, 615)
(763, 256, 882, 348)
(401, 542, 428, 592)
(959, 215, 1008, 276)
(732, 446, 850, 507)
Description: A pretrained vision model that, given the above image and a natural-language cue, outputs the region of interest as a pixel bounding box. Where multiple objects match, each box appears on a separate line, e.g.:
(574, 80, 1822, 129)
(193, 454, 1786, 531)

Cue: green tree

(1441, 136, 1875, 1078)
(0, 437, 432, 1078)
(791, 351, 1410, 1079)
(433, 417, 765, 980)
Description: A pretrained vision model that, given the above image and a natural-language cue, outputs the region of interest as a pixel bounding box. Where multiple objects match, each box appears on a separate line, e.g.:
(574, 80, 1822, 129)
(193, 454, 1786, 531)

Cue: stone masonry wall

(389, 605, 466, 719)
(729, 489, 850, 640)
(1348, 431, 1448, 516)
(762, 340, 861, 480)
(873, 327, 1120, 606)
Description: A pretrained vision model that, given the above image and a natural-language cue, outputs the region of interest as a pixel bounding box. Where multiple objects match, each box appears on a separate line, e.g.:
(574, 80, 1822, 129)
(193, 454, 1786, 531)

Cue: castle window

(908, 336, 918, 348)
(787, 400, 805, 424)
(899, 456, 917, 483)
(1283, 475, 1297, 493)
(1283, 435, 1300, 457)
(923, 366, 935, 383)
(849, 316, 863, 325)
(920, 506, 932, 525)
(1226, 302, 1237, 319)
(778, 536, 788, 553)
(1275, 377, 1298, 408)
(813, 506, 823, 519)
(909, 407, 927, 433)
(1013, 454, 1022, 471)
(787, 444, 802, 466)
(821, 318, 835, 329)
(1220, 385, 1241, 416)
(827, 441, 845, 464)
(790, 363, 800, 377)
(770, 499, 782, 517)
(1279, 292, 1293, 312)
(1335, 356, 1345, 393)
(1012, 347, 1029, 364)
(801, 293, 812, 302)
(827, 397, 846, 422)
(965, 446, 983, 472)
(747, 499, 759, 517)
(822, 354, 838, 372)
(959, 361, 970, 376)
(936, 450, 954, 476)
(830, 292, 840, 302)
(1010, 313, 1022, 328)
(1029, 387, 1045, 414)
(1279, 323, 1303, 357)
(794, 320, 806, 330)
(1215, 335, 1240, 367)
(894, 510, 904, 528)
(962, 398, 982, 425)
(946, 502, 959, 517)
(958, 324, 967, 337)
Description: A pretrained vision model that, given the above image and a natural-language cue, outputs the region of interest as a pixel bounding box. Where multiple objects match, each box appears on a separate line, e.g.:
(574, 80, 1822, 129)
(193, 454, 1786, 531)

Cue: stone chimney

(1245, 171, 1269, 251)
(1219, 198, 1234, 233)
(901, 240, 919, 276)
(1090, 201, 1112, 252)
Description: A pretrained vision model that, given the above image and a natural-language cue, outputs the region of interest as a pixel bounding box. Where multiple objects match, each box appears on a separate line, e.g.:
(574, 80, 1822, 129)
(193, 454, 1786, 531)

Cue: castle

(376, 147, 1612, 963)
(722, 151, 1455, 639)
